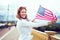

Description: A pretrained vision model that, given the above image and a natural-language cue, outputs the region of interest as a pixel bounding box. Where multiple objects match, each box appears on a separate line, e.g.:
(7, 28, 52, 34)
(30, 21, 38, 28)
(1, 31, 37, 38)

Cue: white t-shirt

(16, 19, 49, 40)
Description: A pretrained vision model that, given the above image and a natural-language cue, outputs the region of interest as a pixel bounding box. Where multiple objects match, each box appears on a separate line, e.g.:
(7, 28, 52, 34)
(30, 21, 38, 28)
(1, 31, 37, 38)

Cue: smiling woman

(16, 6, 51, 40)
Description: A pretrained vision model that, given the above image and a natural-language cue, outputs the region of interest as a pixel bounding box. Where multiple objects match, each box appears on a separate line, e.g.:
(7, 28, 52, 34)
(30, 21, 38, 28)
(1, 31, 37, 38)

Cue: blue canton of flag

(37, 6, 45, 16)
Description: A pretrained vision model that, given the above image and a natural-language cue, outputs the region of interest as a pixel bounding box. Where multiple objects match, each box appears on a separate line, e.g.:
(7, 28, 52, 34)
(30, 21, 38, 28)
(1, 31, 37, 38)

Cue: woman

(16, 6, 53, 40)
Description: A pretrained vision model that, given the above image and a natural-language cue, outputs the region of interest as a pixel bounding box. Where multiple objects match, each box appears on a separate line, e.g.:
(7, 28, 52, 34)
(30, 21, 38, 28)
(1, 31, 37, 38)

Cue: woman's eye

(22, 11, 26, 13)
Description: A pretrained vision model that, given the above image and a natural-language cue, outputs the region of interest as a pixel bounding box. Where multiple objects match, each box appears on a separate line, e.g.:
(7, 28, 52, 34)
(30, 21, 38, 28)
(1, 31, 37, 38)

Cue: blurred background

(0, 0, 60, 40)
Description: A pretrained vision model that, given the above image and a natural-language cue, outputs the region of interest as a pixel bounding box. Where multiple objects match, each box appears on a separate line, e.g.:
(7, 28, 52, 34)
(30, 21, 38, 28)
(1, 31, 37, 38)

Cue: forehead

(21, 9, 26, 11)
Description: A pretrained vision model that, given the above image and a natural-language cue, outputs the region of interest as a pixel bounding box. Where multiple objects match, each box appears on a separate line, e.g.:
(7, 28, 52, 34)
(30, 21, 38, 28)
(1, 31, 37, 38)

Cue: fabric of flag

(35, 6, 57, 21)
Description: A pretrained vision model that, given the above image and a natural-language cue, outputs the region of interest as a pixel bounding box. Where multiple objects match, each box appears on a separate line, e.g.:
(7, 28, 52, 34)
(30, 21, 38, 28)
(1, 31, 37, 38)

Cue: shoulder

(16, 19, 21, 24)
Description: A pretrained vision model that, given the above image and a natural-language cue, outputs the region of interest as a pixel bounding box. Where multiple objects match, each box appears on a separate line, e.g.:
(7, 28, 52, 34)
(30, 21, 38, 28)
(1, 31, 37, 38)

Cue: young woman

(16, 6, 53, 40)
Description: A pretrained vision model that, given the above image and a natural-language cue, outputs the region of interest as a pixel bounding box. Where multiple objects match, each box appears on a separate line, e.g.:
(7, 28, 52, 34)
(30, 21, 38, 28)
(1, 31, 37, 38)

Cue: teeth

(22, 16, 25, 18)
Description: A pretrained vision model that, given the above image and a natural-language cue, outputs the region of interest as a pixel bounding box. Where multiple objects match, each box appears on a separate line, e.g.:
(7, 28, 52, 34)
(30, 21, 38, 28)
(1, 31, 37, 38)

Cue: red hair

(16, 6, 27, 19)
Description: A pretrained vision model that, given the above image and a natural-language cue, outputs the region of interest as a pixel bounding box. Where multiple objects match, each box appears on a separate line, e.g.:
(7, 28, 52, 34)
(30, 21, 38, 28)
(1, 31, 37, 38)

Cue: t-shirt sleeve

(21, 19, 49, 27)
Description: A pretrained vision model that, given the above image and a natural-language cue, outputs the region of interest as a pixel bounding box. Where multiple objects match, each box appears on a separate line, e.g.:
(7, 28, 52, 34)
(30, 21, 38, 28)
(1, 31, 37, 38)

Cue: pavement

(0, 27, 19, 40)
(0, 28, 10, 38)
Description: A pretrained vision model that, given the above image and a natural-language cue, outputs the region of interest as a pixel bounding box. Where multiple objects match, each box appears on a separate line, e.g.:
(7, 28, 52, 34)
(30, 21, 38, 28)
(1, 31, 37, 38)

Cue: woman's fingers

(48, 21, 53, 25)
(32, 19, 35, 22)
(48, 19, 57, 25)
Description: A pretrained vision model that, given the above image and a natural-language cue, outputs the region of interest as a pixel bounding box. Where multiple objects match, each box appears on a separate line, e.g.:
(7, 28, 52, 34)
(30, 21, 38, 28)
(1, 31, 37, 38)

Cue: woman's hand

(48, 19, 57, 25)
(48, 21, 53, 25)
(51, 19, 57, 24)
(32, 19, 35, 22)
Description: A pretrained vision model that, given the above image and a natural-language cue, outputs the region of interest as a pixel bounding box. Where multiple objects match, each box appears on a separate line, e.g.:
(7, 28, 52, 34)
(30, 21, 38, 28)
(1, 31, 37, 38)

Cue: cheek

(20, 13, 22, 16)
(19, 13, 23, 16)
(20, 13, 26, 16)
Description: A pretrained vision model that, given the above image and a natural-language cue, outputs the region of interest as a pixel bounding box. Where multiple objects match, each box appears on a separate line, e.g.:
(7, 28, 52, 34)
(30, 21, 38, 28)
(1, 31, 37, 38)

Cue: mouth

(21, 16, 26, 19)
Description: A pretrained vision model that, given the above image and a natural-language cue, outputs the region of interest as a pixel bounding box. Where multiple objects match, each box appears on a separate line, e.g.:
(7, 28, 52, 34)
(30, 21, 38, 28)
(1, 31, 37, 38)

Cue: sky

(0, 0, 60, 23)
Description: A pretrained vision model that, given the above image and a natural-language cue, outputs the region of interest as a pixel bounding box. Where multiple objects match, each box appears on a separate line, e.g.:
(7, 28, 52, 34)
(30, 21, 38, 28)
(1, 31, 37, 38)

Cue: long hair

(16, 6, 28, 20)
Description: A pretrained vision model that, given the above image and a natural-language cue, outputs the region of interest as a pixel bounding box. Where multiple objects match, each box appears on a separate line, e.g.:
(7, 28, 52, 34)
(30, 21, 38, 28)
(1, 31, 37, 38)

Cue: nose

(22, 13, 26, 16)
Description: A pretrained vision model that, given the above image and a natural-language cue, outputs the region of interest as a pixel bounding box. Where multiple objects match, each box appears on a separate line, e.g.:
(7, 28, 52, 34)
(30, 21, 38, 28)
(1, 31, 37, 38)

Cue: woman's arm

(21, 19, 49, 27)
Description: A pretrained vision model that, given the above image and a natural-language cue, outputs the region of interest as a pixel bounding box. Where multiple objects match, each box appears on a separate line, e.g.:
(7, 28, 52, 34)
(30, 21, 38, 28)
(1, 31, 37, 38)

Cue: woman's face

(20, 9, 27, 18)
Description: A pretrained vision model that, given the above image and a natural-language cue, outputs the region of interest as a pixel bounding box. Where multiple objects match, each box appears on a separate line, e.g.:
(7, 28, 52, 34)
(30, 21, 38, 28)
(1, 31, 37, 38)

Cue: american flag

(35, 6, 57, 21)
